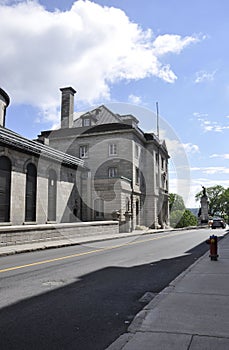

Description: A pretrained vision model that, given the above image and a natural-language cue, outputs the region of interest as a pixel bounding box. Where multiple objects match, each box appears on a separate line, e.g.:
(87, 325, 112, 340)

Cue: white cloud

(164, 137, 199, 157)
(0, 0, 200, 124)
(183, 143, 199, 153)
(194, 70, 216, 83)
(191, 166, 229, 174)
(153, 34, 199, 56)
(194, 112, 229, 132)
(210, 153, 229, 159)
(128, 94, 142, 105)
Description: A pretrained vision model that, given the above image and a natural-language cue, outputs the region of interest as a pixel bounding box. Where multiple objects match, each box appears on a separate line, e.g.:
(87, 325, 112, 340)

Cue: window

(135, 144, 139, 158)
(94, 198, 104, 219)
(79, 145, 88, 159)
(126, 197, 130, 212)
(109, 143, 117, 156)
(0, 156, 11, 222)
(135, 167, 140, 185)
(25, 163, 37, 222)
(82, 118, 90, 127)
(48, 169, 57, 221)
(108, 167, 117, 178)
(161, 156, 164, 170)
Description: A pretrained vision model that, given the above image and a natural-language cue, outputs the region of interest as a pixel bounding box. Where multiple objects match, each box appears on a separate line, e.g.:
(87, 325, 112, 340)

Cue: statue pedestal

(200, 195, 209, 224)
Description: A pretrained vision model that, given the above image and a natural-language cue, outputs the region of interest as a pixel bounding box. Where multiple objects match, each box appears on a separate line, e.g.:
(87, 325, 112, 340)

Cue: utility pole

(156, 101, 159, 138)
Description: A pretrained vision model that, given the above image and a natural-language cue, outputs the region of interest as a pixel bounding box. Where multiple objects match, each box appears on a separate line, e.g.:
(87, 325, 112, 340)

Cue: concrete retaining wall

(0, 221, 119, 247)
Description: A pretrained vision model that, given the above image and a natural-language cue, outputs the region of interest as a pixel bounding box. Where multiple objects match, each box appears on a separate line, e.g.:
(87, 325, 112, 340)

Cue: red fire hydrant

(206, 235, 218, 261)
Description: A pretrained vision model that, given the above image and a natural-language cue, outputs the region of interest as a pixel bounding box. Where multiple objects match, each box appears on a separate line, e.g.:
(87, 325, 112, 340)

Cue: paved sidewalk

(106, 231, 229, 350)
(0, 228, 169, 257)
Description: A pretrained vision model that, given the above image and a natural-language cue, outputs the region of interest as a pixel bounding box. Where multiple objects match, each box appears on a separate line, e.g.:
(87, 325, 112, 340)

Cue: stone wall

(0, 221, 119, 246)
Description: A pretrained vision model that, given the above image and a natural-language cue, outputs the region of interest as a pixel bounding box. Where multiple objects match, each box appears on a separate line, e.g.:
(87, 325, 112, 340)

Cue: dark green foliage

(169, 193, 197, 228)
(169, 193, 185, 211)
(195, 185, 229, 221)
(170, 209, 197, 228)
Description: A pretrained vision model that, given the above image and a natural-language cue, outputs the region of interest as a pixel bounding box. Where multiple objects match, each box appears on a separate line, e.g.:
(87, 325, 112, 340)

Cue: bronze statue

(202, 186, 206, 196)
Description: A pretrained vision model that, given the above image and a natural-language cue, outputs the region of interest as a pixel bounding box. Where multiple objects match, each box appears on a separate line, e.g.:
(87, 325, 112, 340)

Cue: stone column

(200, 187, 209, 224)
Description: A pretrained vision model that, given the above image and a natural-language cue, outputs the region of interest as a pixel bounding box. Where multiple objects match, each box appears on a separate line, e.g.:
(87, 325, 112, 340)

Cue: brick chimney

(60, 87, 76, 128)
(0, 88, 10, 128)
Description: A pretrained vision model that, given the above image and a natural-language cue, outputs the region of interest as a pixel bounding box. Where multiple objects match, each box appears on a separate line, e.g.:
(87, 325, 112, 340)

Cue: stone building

(0, 88, 87, 226)
(38, 87, 170, 230)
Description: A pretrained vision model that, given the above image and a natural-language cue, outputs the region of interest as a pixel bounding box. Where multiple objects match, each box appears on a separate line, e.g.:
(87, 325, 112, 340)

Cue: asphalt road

(0, 228, 220, 349)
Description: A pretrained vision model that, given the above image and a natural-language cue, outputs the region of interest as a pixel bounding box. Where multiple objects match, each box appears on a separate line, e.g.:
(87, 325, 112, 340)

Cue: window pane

(0, 156, 11, 222)
(79, 145, 88, 158)
(25, 163, 37, 222)
(109, 144, 117, 155)
(83, 118, 90, 127)
(48, 169, 57, 221)
(108, 167, 117, 177)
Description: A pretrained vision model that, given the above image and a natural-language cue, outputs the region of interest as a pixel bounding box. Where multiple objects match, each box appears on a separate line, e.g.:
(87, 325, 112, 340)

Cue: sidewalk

(0, 228, 168, 257)
(106, 231, 229, 350)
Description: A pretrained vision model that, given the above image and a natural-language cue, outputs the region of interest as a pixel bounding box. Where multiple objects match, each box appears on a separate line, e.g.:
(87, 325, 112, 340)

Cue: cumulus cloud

(128, 94, 142, 105)
(153, 34, 198, 56)
(164, 138, 199, 156)
(183, 143, 199, 153)
(0, 0, 200, 124)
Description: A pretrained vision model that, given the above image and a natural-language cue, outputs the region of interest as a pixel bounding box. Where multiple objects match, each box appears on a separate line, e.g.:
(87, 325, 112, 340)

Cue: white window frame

(82, 118, 90, 127)
(79, 145, 89, 159)
(109, 143, 117, 156)
(108, 167, 118, 178)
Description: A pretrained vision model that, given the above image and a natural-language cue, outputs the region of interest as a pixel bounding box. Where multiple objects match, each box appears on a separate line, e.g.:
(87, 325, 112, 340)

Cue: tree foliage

(169, 193, 197, 228)
(170, 209, 197, 228)
(169, 193, 185, 211)
(195, 185, 229, 218)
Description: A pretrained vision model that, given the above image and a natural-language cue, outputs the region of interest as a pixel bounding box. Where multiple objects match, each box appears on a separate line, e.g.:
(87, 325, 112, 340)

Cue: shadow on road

(0, 240, 210, 350)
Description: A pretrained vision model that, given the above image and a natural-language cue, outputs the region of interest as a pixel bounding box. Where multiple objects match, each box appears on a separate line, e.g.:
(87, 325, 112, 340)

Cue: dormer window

(82, 118, 91, 127)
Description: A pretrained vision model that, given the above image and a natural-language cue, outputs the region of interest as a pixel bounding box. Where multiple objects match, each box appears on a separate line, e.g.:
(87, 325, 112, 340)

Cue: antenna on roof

(156, 102, 159, 138)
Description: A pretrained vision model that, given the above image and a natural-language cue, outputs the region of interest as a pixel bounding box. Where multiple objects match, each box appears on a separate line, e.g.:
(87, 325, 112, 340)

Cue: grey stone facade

(0, 86, 169, 234)
(38, 87, 170, 230)
(0, 87, 87, 227)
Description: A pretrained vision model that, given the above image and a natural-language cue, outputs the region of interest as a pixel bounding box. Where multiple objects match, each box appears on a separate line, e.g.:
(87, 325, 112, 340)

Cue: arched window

(0, 156, 11, 222)
(48, 169, 57, 221)
(25, 163, 37, 222)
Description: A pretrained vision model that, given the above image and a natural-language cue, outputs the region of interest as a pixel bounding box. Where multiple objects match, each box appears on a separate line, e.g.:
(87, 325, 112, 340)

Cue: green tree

(170, 209, 197, 228)
(176, 209, 198, 228)
(220, 188, 229, 222)
(195, 185, 225, 216)
(169, 193, 197, 228)
(169, 193, 185, 211)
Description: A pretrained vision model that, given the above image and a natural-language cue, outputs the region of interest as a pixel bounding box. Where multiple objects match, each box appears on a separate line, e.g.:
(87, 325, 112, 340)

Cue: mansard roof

(73, 105, 123, 127)
(38, 104, 169, 158)
(0, 127, 85, 169)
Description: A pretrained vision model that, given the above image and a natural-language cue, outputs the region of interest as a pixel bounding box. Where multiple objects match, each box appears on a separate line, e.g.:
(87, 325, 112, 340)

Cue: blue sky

(1, 0, 229, 207)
